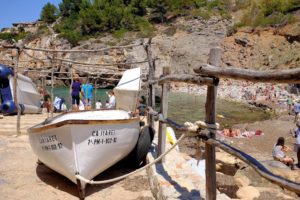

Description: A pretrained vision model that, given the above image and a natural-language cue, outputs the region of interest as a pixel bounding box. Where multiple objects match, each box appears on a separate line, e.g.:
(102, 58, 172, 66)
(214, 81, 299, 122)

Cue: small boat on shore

(27, 67, 150, 199)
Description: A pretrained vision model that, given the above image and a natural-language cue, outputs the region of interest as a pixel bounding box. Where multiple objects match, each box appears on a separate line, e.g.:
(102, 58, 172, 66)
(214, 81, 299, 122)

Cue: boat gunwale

(27, 110, 140, 134)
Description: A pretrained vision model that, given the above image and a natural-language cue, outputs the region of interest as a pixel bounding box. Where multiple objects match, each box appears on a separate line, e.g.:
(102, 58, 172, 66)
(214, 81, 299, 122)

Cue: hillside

(0, 0, 299, 86)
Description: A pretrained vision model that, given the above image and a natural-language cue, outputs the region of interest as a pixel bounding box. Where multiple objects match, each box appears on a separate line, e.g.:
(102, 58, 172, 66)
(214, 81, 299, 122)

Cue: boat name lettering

(88, 137, 117, 145)
(41, 142, 63, 151)
(39, 135, 57, 144)
(92, 129, 115, 137)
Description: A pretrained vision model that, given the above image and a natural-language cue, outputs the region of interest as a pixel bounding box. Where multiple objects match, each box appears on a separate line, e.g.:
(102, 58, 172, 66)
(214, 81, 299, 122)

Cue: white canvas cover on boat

(9, 73, 41, 113)
(114, 67, 141, 112)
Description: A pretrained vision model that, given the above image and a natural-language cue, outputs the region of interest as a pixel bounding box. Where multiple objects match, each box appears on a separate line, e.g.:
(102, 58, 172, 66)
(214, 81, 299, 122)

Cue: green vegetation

(35, 0, 299, 46)
(40, 3, 59, 23)
(239, 0, 300, 28)
(0, 31, 28, 43)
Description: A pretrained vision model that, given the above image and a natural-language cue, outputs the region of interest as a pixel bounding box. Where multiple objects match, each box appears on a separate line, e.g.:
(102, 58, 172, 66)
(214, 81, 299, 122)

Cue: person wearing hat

(294, 121, 300, 168)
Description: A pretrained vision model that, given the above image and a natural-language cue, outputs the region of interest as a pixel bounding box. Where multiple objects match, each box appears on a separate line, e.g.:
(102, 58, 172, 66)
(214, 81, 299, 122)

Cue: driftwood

(195, 64, 300, 83)
(149, 74, 217, 86)
(205, 138, 300, 194)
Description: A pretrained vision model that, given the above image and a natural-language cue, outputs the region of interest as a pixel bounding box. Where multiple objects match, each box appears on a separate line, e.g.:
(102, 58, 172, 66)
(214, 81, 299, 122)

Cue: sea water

(48, 87, 271, 129)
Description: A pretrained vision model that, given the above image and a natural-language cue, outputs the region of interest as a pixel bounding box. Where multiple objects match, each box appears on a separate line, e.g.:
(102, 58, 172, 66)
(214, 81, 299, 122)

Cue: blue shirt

(71, 81, 81, 96)
(294, 102, 300, 113)
(82, 84, 93, 99)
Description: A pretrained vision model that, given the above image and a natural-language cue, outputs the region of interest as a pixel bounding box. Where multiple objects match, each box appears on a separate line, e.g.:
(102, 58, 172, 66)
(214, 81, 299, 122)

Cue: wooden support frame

(144, 39, 155, 128)
(12, 48, 21, 134)
(157, 67, 170, 162)
(205, 47, 221, 200)
(195, 64, 300, 83)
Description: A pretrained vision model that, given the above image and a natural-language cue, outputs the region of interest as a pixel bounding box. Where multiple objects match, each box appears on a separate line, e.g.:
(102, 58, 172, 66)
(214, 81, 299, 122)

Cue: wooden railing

(149, 47, 300, 200)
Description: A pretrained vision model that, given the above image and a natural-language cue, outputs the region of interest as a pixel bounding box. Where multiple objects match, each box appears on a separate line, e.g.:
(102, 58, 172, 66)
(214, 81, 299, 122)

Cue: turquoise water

(46, 86, 110, 108)
(47, 87, 271, 128)
(168, 92, 271, 129)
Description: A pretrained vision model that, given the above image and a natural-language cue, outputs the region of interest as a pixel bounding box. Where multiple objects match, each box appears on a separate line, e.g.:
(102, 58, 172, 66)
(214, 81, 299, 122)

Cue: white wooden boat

(28, 110, 140, 197)
(27, 68, 147, 199)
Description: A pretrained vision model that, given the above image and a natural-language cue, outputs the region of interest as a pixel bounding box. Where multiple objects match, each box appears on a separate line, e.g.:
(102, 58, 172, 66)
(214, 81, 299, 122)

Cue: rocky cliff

(0, 17, 299, 86)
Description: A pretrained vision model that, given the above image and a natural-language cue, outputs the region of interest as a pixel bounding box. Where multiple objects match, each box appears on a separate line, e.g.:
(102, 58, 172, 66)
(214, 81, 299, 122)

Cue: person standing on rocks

(82, 79, 94, 110)
(293, 100, 300, 123)
(71, 76, 81, 111)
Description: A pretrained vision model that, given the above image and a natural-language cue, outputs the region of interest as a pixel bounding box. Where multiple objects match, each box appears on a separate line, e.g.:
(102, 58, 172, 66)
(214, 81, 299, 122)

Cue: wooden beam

(157, 67, 170, 163)
(205, 47, 221, 200)
(194, 64, 300, 83)
(149, 74, 217, 86)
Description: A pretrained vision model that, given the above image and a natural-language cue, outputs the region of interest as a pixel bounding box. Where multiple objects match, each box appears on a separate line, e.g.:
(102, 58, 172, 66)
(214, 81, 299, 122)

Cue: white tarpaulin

(114, 67, 141, 112)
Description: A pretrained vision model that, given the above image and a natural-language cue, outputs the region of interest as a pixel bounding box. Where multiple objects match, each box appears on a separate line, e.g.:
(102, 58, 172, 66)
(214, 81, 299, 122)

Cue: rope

(75, 133, 186, 185)
(22, 49, 148, 68)
(23, 43, 143, 53)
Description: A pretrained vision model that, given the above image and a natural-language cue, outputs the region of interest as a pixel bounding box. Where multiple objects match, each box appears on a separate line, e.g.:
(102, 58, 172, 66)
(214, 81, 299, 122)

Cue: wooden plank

(194, 64, 300, 83)
(205, 47, 221, 200)
(157, 67, 170, 163)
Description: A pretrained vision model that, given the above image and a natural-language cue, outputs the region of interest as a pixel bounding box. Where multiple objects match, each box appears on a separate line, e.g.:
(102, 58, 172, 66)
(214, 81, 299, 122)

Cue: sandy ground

(0, 113, 154, 200)
(0, 103, 299, 199)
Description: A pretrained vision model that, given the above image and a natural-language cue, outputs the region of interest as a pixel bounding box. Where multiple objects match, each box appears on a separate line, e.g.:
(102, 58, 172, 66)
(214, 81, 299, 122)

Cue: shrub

(40, 3, 59, 23)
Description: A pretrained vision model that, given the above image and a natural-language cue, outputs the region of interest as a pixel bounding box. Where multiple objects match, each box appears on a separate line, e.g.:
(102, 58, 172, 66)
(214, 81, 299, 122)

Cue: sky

(0, 0, 61, 29)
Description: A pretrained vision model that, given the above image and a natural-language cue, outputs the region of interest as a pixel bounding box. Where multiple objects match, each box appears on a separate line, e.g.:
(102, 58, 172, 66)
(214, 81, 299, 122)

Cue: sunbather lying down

(272, 137, 295, 170)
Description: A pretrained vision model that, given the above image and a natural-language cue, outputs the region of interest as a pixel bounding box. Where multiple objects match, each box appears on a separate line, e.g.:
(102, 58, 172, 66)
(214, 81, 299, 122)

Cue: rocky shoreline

(173, 81, 300, 199)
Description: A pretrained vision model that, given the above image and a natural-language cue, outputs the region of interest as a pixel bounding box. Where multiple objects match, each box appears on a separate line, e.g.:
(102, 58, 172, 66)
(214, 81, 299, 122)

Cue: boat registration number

(88, 129, 117, 146)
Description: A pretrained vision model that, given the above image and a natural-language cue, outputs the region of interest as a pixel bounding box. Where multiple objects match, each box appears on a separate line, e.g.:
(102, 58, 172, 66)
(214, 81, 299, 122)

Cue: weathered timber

(195, 64, 300, 83)
(145, 38, 155, 128)
(205, 138, 300, 194)
(149, 74, 217, 86)
(49, 55, 54, 118)
(205, 47, 221, 200)
(158, 67, 170, 163)
(12, 48, 21, 134)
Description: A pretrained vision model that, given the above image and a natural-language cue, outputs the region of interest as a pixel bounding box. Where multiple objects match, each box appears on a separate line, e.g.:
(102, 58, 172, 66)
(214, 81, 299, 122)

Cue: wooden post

(50, 55, 54, 118)
(157, 67, 170, 162)
(144, 38, 155, 128)
(12, 48, 21, 135)
(205, 47, 221, 200)
(94, 77, 97, 109)
(69, 64, 73, 108)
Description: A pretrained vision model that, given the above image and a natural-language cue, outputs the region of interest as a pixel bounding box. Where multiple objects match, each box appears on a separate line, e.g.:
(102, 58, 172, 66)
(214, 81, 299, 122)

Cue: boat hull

(28, 110, 140, 189)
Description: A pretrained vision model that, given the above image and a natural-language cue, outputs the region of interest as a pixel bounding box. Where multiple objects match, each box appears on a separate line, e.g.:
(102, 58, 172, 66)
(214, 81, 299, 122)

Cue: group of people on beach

(39, 76, 116, 113)
(71, 76, 116, 111)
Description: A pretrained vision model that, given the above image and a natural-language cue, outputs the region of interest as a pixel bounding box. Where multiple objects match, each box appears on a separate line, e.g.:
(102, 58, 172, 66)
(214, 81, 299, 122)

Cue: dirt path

(0, 114, 154, 200)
